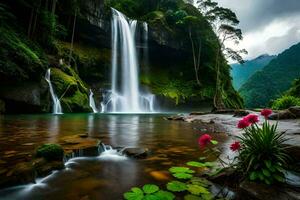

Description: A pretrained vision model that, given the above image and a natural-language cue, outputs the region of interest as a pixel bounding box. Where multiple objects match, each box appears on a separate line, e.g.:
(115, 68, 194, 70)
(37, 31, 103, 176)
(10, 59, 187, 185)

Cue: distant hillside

(239, 42, 300, 108)
(231, 54, 275, 90)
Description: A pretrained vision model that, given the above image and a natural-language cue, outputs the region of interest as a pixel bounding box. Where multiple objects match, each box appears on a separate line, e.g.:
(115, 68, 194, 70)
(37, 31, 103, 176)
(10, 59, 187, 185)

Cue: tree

(198, 0, 247, 110)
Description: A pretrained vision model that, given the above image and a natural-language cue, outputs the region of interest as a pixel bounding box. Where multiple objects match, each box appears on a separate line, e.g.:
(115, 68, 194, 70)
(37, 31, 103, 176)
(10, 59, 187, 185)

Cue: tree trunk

(51, 0, 57, 15)
(32, 0, 41, 38)
(69, 11, 77, 65)
(213, 48, 225, 110)
(189, 28, 201, 86)
(27, 7, 34, 37)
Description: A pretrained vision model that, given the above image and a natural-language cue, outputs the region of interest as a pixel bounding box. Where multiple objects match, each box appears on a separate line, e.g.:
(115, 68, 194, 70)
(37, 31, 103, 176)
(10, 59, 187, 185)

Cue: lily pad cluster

(124, 184, 175, 200)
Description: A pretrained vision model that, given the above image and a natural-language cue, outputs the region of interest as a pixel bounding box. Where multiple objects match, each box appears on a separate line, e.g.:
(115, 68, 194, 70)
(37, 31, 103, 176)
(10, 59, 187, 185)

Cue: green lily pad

(186, 161, 205, 167)
(143, 184, 160, 194)
(154, 190, 175, 200)
(169, 167, 195, 174)
(189, 177, 210, 187)
(187, 184, 210, 195)
(184, 194, 202, 200)
(167, 181, 187, 192)
(124, 187, 144, 200)
(144, 194, 160, 200)
(172, 172, 193, 179)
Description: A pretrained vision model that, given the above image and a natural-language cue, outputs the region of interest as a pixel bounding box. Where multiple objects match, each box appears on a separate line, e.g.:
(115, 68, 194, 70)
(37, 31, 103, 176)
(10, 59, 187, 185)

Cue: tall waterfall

(101, 9, 155, 113)
(89, 89, 98, 113)
(45, 69, 63, 114)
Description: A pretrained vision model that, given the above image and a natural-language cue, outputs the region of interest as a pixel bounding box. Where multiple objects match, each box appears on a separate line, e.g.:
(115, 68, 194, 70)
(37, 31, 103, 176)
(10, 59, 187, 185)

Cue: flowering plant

(234, 109, 289, 184)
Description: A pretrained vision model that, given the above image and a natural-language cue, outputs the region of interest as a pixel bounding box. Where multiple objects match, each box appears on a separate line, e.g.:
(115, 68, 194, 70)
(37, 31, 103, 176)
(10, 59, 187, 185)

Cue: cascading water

(45, 69, 63, 114)
(89, 89, 98, 113)
(101, 9, 156, 113)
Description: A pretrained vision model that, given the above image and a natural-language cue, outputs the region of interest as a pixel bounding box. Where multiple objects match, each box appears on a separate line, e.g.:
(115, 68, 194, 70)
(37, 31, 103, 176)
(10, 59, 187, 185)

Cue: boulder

(123, 147, 149, 159)
(269, 107, 300, 120)
(233, 110, 250, 117)
(5, 162, 35, 186)
(32, 158, 64, 177)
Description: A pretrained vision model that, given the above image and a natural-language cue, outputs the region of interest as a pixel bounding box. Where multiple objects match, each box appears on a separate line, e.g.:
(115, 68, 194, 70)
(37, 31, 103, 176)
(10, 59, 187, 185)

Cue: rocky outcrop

(0, 81, 50, 113)
(269, 106, 300, 120)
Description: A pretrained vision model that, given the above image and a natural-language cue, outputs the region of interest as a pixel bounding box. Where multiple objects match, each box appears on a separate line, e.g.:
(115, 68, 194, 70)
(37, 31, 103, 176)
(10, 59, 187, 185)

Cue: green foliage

(240, 43, 300, 108)
(186, 184, 210, 195)
(169, 167, 195, 174)
(237, 122, 289, 184)
(36, 144, 64, 161)
(272, 95, 300, 110)
(124, 187, 144, 200)
(143, 184, 160, 194)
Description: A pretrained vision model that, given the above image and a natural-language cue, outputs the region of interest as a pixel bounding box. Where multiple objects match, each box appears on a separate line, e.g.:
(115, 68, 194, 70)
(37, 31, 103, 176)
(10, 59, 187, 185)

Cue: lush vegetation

(231, 54, 275, 90)
(239, 43, 300, 108)
(271, 78, 300, 110)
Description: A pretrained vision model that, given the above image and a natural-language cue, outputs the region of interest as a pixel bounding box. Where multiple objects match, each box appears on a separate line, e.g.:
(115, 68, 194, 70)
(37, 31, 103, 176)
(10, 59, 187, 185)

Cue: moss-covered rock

(50, 67, 91, 112)
(36, 144, 64, 161)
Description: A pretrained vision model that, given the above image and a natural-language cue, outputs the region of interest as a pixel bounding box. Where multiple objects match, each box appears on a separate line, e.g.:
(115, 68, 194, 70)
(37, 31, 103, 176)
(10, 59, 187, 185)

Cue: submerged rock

(123, 147, 149, 159)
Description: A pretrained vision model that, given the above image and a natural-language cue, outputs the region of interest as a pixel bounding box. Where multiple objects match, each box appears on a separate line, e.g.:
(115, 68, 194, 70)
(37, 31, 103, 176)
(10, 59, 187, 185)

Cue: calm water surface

(0, 114, 230, 200)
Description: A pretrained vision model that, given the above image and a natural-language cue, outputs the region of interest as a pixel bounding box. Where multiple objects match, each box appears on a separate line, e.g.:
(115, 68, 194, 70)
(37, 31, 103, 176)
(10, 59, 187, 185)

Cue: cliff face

(0, 0, 242, 113)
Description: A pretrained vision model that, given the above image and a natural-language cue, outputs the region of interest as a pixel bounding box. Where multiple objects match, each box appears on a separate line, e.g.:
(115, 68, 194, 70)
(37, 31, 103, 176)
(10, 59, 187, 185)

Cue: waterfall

(89, 89, 98, 113)
(45, 69, 63, 114)
(101, 8, 156, 113)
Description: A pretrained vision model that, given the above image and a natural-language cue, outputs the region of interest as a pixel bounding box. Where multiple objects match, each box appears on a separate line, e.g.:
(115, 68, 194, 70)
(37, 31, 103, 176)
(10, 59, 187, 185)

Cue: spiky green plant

(237, 122, 289, 184)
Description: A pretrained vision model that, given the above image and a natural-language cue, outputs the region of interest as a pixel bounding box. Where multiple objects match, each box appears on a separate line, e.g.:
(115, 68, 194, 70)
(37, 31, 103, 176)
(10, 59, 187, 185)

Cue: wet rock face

(0, 81, 50, 113)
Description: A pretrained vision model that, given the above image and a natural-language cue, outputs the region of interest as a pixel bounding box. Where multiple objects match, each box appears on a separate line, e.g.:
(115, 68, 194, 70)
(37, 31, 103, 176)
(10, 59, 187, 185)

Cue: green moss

(50, 67, 91, 112)
(0, 26, 48, 81)
(36, 144, 64, 161)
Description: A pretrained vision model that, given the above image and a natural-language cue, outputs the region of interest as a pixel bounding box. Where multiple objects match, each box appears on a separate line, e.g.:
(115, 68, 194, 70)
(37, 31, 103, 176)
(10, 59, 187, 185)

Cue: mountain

(231, 54, 275, 90)
(239, 42, 300, 108)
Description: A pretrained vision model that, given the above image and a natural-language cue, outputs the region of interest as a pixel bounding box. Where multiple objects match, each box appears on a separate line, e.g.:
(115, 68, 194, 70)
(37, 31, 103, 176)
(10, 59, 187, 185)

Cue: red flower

(244, 114, 259, 124)
(230, 141, 241, 152)
(198, 134, 212, 148)
(261, 109, 272, 119)
(237, 119, 250, 129)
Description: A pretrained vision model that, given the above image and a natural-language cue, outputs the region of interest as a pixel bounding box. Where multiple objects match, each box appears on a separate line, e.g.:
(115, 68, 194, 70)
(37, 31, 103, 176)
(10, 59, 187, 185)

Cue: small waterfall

(45, 69, 63, 114)
(89, 89, 98, 113)
(100, 9, 156, 113)
(98, 143, 127, 160)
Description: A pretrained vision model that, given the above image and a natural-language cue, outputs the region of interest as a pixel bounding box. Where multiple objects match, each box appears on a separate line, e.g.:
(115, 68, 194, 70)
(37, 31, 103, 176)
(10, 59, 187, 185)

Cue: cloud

(214, 0, 300, 60)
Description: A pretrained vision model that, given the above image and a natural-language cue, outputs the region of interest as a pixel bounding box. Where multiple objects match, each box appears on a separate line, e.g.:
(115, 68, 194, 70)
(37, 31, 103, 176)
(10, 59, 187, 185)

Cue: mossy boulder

(50, 67, 91, 112)
(36, 144, 64, 161)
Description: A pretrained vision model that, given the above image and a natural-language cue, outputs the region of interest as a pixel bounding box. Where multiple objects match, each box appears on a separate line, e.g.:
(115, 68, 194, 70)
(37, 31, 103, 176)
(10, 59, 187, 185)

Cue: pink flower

(244, 114, 259, 124)
(230, 141, 241, 152)
(237, 119, 250, 129)
(261, 109, 272, 119)
(198, 134, 212, 148)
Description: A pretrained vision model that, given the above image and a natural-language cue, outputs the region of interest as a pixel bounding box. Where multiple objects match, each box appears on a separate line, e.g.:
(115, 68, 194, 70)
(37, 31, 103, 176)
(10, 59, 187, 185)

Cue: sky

(211, 0, 300, 60)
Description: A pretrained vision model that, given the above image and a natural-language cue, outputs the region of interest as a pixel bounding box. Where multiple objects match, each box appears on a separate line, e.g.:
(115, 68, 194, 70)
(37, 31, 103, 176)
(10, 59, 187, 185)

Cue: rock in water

(123, 147, 149, 159)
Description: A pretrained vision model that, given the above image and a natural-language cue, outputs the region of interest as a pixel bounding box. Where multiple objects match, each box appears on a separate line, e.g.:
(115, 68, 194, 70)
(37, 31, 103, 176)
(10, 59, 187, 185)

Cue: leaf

(203, 162, 215, 167)
(124, 187, 144, 200)
(184, 194, 202, 200)
(249, 171, 258, 181)
(201, 193, 214, 200)
(189, 177, 210, 187)
(274, 174, 285, 182)
(167, 181, 187, 192)
(211, 140, 218, 145)
(187, 184, 210, 195)
(186, 161, 205, 167)
(264, 160, 272, 169)
(144, 194, 160, 200)
(143, 184, 159, 194)
(169, 167, 195, 174)
(199, 157, 206, 161)
(262, 169, 271, 177)
(154, 190, 175, 200)
(173, 172, 193, 179)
